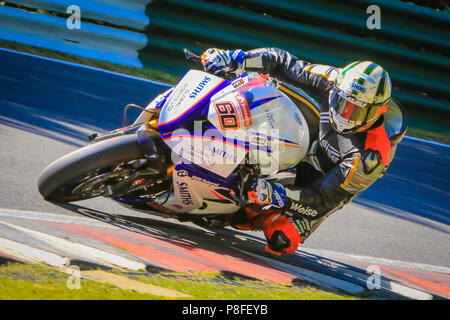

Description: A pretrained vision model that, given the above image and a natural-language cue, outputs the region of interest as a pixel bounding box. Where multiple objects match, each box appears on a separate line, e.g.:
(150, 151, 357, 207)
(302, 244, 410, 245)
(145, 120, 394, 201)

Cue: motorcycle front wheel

(37, 134, 145, 202)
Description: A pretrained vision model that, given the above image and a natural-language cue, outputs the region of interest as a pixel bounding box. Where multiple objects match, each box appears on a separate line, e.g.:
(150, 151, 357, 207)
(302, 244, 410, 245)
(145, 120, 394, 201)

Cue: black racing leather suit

(242, 48, 395, 242)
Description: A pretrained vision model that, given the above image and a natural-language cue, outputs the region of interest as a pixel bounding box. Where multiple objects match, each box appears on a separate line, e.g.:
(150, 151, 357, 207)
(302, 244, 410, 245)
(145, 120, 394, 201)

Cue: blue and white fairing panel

(158, 70, 225, 129)
(158, 70, 309, 178)
(158, 70, 245, 178)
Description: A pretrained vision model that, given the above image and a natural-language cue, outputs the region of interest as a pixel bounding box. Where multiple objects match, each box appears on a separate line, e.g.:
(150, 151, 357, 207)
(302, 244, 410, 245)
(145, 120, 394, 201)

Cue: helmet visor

(329, 89, 386, 133)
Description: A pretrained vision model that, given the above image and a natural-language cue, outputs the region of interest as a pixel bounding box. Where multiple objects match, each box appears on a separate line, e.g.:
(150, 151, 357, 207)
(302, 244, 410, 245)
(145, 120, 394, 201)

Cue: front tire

(38, 134, 145, 202)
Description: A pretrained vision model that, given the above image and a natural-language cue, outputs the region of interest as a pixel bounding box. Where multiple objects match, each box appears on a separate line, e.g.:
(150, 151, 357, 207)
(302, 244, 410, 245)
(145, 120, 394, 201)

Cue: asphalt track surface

(0, 48, 449, 268)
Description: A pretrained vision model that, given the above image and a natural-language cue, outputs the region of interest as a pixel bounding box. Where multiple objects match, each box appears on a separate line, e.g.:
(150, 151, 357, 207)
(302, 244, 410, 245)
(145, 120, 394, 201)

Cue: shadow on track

(52, 202, 412, 298)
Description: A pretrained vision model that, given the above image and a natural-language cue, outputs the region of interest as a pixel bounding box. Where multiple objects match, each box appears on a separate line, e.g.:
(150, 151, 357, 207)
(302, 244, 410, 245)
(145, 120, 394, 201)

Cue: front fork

(136, 122, 171, 175)
(134, 86, 175, 175)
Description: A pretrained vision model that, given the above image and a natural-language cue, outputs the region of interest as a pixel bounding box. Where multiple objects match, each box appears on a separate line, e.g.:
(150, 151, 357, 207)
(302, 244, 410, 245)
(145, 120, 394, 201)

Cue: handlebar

(183, 48, 202, 64)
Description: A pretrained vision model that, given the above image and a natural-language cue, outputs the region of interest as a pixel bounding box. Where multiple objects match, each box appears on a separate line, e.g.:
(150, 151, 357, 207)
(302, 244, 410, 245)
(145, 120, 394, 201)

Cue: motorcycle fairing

(169, 163, 240, 214)
(158, 70, 226, 135)
(159, 71, 252, 178)
(155, 70, 310, 214)
(113, 196, 179, 216)
(162, 128, 249, 178)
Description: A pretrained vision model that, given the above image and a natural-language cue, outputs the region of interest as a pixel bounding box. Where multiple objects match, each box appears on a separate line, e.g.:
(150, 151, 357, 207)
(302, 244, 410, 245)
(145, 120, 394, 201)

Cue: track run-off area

(0, 49, 449, 299)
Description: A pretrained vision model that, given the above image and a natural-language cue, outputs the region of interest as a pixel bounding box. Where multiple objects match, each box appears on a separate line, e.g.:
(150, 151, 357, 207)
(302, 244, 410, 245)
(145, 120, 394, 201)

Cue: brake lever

(183, 48, 202, 64)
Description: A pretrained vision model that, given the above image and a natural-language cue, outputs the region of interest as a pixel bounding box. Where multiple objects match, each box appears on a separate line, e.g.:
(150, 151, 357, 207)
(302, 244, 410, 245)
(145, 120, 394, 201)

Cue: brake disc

(72, 170, 131, 198)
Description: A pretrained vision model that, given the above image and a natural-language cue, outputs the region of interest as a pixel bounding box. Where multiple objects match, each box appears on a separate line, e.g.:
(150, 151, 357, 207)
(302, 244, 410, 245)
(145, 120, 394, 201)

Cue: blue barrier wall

(5, 0, 152, 30)
(140, 0, 450, 133)
(0, 1, 151, 67)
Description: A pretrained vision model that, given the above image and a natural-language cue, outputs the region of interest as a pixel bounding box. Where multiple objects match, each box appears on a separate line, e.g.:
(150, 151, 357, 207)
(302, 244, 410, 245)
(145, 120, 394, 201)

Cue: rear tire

(38, 134, 145, 202)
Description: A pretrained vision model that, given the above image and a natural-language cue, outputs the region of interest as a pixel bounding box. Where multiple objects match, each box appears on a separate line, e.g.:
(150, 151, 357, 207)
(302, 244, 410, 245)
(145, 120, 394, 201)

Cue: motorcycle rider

(201, 47, 397, 255)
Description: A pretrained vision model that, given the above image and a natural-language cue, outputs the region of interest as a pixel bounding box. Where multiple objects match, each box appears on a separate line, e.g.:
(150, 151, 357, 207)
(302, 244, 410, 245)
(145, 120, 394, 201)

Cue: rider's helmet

(329, 61, 391, 134)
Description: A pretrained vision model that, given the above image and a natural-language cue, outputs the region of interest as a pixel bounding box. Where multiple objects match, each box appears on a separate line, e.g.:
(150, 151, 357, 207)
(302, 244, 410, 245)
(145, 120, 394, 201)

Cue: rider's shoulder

(361, 119, 392, 169)
(304, 64, 340, 82)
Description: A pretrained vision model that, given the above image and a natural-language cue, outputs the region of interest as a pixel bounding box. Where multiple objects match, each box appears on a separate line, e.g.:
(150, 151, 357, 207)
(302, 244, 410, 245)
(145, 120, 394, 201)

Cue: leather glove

(247, 178, 287, 209)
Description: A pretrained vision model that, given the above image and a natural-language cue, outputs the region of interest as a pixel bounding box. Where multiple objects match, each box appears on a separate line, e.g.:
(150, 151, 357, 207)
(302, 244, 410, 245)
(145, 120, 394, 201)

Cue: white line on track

(0, 237, 69, 267)
(0, 208, 118, 229)
(234, 248, 366, 295)
(388, 281, 434, 300)
(2, 207, 449, 274)
(237, 248, 434, 300)
(0, 220, 147, 271)
(403, 135, 450, 148)
(300, 247, 450, 275)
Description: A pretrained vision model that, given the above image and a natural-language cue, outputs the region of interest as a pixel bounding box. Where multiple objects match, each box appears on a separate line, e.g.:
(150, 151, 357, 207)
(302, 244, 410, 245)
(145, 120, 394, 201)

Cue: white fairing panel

(158, 70, 224, 126)
(156, 72, 311, 215)
(162, 166, 240, 214)
(167, 133, 247, 178)
(208, 83, 309, 176)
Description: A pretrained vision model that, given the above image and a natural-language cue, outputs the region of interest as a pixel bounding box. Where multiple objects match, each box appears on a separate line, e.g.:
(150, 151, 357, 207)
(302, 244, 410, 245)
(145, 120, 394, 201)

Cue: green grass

(406, 126, 450, 145)
(0, 262, 357, 300)
(0, 262, 163, 300)
(0, 39, 447, 145)
(131, 272, 357, 300)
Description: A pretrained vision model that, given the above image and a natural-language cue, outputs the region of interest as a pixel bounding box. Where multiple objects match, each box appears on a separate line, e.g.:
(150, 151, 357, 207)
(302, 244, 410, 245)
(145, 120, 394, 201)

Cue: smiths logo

(176, 182, 193, 205)
(190, 76, 212, 99)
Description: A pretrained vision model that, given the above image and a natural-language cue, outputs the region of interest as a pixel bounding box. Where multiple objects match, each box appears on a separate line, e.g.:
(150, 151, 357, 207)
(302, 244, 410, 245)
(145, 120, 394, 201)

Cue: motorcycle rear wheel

(37, 134, 145, 202)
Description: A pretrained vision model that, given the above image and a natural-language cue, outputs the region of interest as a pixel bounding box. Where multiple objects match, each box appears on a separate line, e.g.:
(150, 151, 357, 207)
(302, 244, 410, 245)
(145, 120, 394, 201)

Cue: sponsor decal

(236, 93, 253, 127)
(177, 169, 188, 177)
(290, 217, 311, 239)
(176, 181, 193, 205)
(289, 202, 318, 217)
(231, 78, 245, 88)
(250, 135, 267, 146)
(214, 101, 240, 130)
(189, 76, 212, 99)
(167, 83, 189, 112)
(264, 109, 276, 129)
(190, 175, 220, 186)
(321, 139, 341, 164)
(146, 202, 177, 214)
(273, 190, 285, 207)
(351, 82, 366, 93)
(205, 143, 236, 163)
(358, 73, 376, 84)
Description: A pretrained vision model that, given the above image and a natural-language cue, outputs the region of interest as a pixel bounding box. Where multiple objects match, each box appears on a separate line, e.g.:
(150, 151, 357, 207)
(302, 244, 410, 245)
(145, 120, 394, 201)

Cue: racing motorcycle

(38, 49, 317, 226)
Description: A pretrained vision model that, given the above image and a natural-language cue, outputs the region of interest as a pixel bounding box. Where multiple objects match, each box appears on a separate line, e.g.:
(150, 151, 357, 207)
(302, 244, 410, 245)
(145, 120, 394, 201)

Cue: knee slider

(264, 214, 302, 254)
(267, 230, 291, 252)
